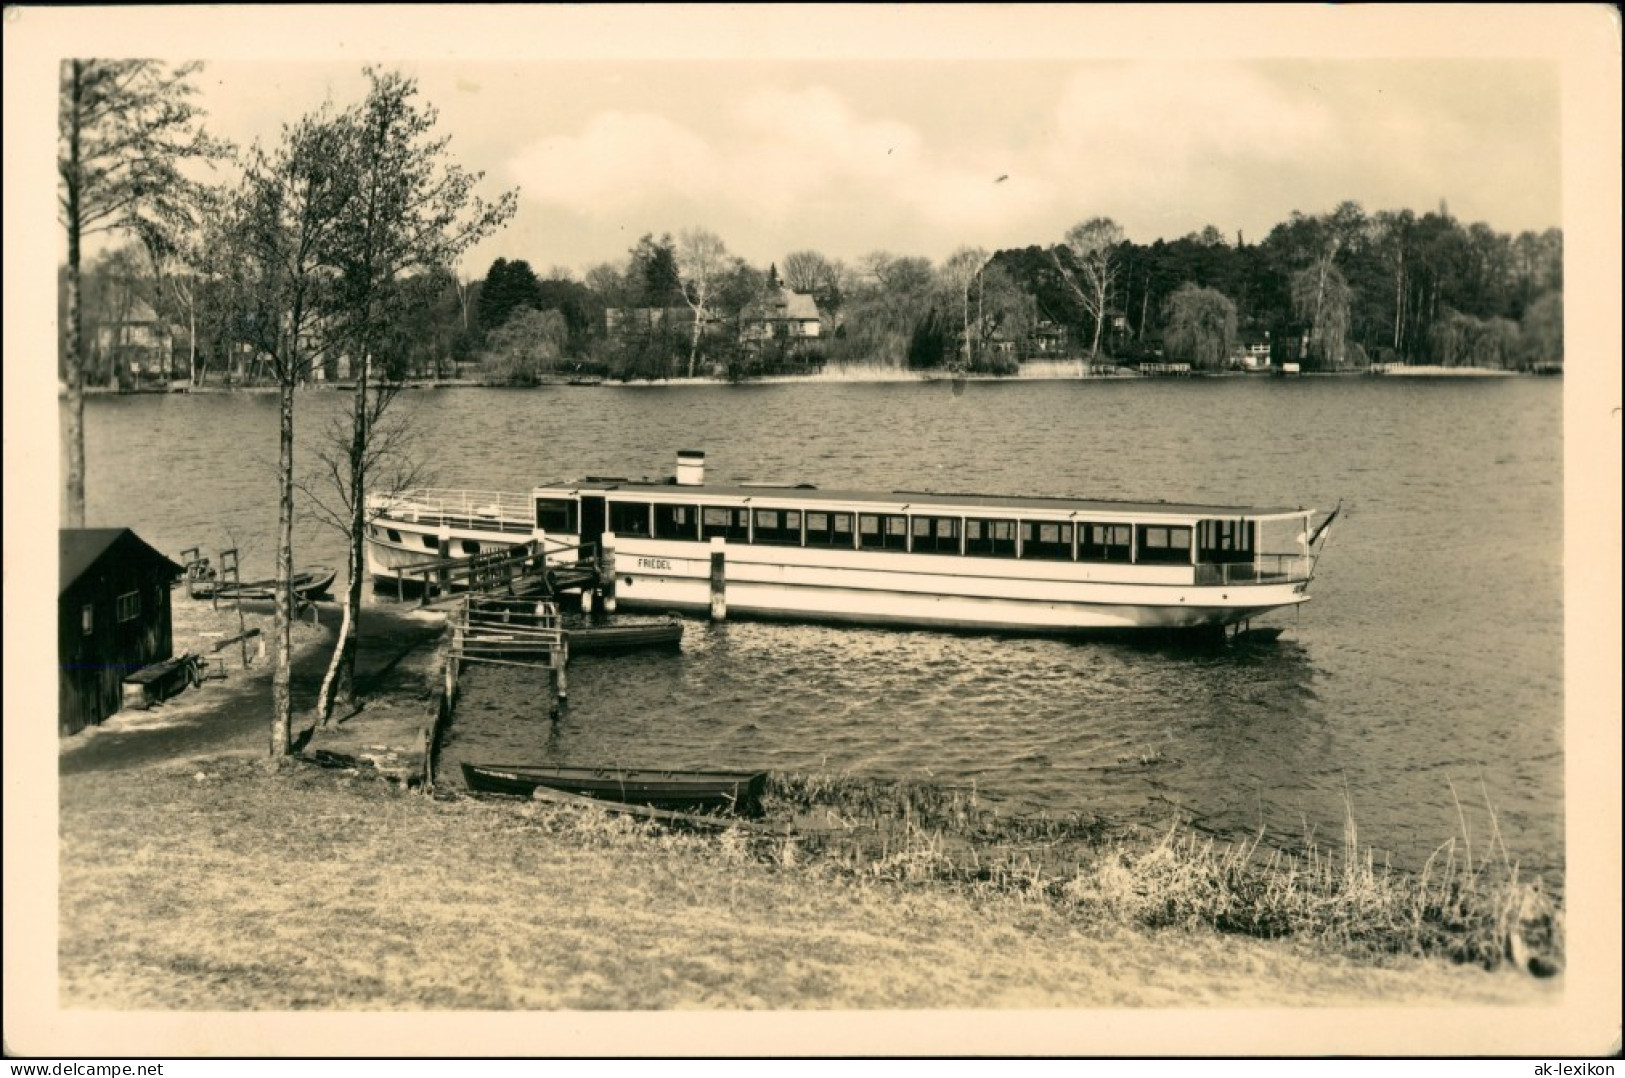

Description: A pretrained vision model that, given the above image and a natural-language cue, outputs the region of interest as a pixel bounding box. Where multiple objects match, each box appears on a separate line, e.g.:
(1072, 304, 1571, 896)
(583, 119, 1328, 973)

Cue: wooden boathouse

(59, 528, 183, 736)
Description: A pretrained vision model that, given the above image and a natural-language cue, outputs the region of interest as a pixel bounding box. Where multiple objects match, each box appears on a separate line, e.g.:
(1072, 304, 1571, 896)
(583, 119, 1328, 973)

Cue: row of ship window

(531, 500, 1257, 566)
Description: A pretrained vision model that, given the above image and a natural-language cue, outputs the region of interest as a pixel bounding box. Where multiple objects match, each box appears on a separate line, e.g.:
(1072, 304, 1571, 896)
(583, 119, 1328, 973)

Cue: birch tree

(1055, 217, 1125, 358)
(316, 68, 517, 715)
(939, 247, 989, 368)
(676, 228, 729, 377)
(225, 108, 357, 755)
(58, 59, 227, 525)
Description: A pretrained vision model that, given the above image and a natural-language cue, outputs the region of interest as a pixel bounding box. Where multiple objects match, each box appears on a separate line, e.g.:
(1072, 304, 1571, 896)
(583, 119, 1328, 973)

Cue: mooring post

(709, 536, 727, 621)
(436, 525, 452, 597)
(556, 634, 568, 707)
(599, 532, 618, 614)
(547, 631, 568, 720)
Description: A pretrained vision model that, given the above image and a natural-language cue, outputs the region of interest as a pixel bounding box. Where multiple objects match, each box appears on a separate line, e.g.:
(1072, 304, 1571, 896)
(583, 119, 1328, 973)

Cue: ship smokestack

(676, 449, 706, 486)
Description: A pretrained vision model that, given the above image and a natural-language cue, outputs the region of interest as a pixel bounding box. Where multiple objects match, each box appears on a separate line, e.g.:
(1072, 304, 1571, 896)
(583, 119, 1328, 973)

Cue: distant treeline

(65, 200, 1561, 388)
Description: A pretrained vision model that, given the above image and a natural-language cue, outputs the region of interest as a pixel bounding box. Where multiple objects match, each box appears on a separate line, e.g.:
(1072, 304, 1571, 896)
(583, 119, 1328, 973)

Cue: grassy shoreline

(54, 595, 1562, 1010)
(59, 757, 1559, 1011)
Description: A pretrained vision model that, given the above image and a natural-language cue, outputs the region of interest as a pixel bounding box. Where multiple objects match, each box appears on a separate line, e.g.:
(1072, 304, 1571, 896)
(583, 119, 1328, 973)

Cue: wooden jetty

(446, 595, 572, 716)
(395, 540, 601, 609)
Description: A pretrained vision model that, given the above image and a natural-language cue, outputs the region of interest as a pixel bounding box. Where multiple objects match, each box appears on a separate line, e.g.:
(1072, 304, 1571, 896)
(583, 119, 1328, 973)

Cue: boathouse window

(534, 497, 577, 534)
(910, 516, 961, 554)
(1197, 519, 1255, 564)
(804, 511, 854, 548)
(1020, 521, 1074, 560)
(752, 508, 802, 545)
(701, 506, 750, 541)
(82, 604, 94, 635)
(858, 513, 908, 551)
(654, 504, 699, 541)
(965, 519, 1018, 558)
(1078, 523, 1132, 562)
(1135, 524, 1193, 565)
(609, 501, 652, 537)
(116, 590, 140, 623)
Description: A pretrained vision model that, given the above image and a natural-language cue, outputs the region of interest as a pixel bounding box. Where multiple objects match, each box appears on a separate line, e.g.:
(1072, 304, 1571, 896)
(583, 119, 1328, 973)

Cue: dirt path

(59, 596, 445, 775)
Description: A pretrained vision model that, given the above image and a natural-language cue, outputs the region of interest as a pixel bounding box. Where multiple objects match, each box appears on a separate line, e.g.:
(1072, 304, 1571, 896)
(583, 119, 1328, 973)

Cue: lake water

(74, 376, 1564, 876)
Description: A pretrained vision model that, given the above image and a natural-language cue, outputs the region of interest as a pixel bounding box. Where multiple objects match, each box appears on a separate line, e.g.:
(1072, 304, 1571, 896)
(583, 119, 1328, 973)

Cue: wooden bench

(120, 654, 200, 710)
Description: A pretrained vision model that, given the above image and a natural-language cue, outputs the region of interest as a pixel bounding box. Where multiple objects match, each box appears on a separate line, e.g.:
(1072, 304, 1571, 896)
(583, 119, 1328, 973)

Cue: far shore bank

(63, 362, 1553, 397)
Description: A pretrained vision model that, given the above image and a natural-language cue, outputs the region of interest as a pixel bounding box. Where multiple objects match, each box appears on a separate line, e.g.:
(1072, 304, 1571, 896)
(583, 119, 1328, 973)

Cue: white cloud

(508, 110, 716, 207)
(506, 85, 1062, 261)
(1049, 64, 1335, 170)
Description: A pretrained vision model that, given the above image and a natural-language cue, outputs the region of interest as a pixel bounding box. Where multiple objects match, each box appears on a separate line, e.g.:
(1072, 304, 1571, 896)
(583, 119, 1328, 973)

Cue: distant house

(1237, 336, 1273, 372)
(95, 299, 176, 384)
(739, 266, 821, 346)
(59, 529, 182, 736)
(1027, 320, 1069, 355)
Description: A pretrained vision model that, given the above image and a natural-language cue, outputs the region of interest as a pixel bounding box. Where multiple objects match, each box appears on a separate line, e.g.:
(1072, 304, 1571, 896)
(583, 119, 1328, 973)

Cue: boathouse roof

(61, 528, 182, 597)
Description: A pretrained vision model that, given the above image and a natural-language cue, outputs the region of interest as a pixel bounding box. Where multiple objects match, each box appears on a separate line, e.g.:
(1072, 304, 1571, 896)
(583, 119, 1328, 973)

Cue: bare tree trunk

(315, 598, 350, 724)
(686, 317, 702, 379)
(64, 64, 87, 527)
(1089, 279, 1105, 358)
(65, 230, 86, 527)
(335, 354, 369, 707)
(270, 367, 294, 756)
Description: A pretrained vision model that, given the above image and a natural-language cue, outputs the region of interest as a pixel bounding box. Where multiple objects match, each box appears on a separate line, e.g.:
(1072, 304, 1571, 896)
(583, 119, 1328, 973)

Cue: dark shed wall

(59, 531, 179, 736)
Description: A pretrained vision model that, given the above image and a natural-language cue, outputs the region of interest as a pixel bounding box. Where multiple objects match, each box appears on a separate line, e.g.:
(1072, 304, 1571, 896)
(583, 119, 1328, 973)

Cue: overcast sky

(181, 54, 1561, 281)
(9, 6, 1571, 280)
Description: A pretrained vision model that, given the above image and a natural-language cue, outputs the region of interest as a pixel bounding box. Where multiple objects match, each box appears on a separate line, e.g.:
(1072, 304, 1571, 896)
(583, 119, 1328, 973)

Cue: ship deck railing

(369, 488, 533, 535)
(1194, 555, 1313, 586)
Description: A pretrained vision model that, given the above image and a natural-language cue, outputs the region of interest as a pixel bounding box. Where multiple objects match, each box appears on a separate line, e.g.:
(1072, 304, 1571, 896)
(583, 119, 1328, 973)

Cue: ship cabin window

(1135, 524, 1193, 565)
(804, 511, 854, 548)
(654, 504, 699, 541)
(423, 535, 440, 550)
(1078, 523, 1132, 563)
(753, 508, 802, 545)
(911, 515, 961, 554)
(965, 518, 1018, 558)
(386, 529, 402, 543)
(534, 497, 577, 534)
(1196, 519, 1255, 564)
(1021, 520, 1074, 560)
(701, 506, 750, 541)
(461, 540, 481, 555)
(609, 501, 652, 537)
(858, 513, 909, 551)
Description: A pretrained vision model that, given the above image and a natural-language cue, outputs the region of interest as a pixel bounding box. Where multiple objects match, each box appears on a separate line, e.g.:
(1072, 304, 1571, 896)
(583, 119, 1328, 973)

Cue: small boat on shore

(460, 762, 768, 813)
(567, 617, 683, 654)
(189, 566, 337, 602)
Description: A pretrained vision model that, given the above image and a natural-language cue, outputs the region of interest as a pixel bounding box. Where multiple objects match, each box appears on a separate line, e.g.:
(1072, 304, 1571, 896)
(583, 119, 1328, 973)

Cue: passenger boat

(460, 763, 768, 813)
(367, 452, 1336, 635)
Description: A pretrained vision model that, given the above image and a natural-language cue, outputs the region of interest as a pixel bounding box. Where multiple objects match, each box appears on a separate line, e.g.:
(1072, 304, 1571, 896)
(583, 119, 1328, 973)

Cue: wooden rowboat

(460, 762, 768, 814)
(567, 618, 683, 654)
(457, 617, 683, 660)
(190, 566, 337, 602)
